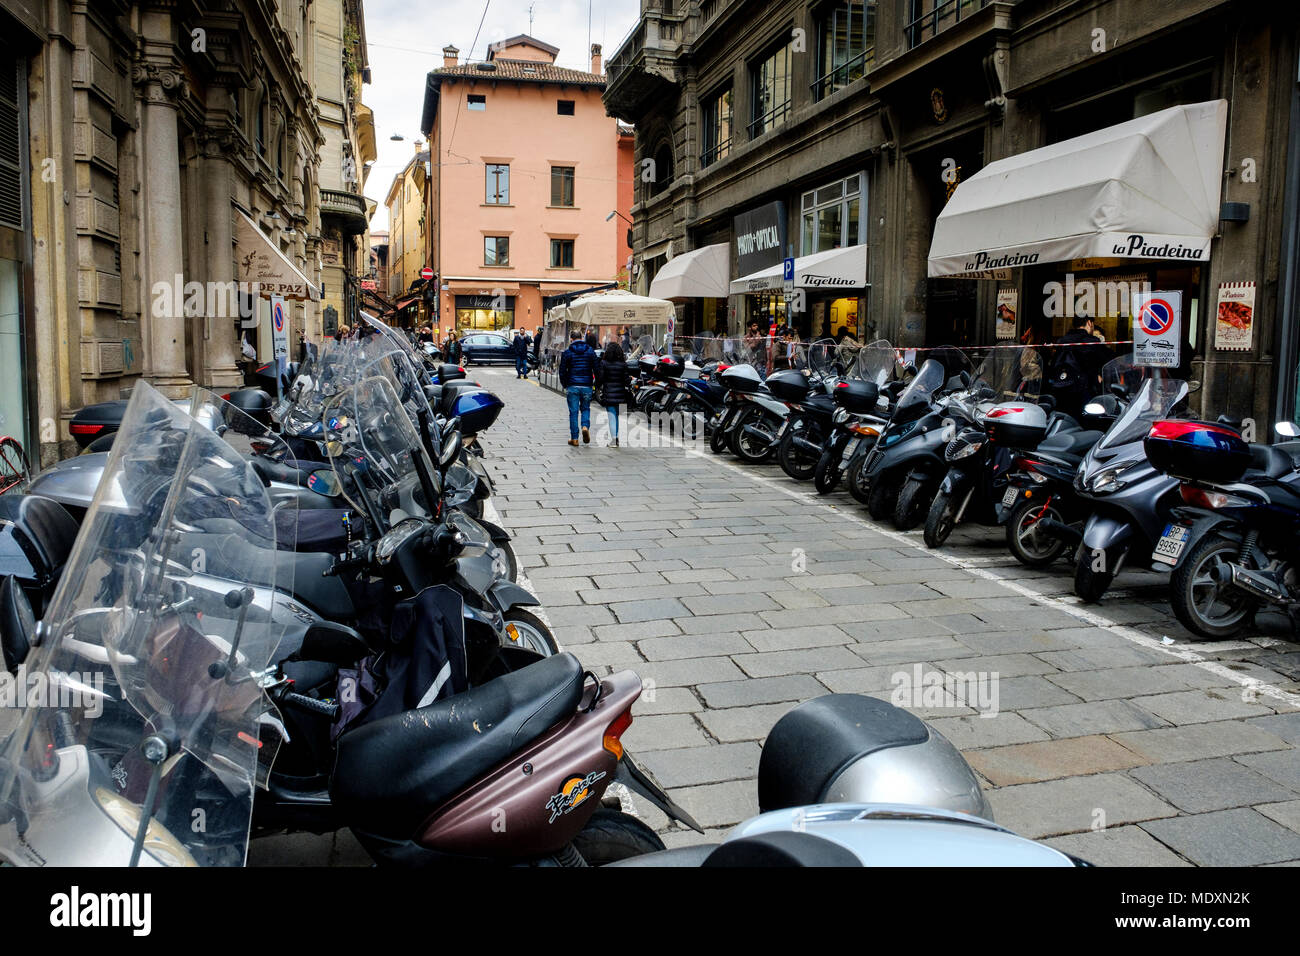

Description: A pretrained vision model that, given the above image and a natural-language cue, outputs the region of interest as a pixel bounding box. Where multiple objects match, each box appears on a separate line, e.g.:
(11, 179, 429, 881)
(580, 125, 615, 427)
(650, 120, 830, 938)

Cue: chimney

(590, 43, 602, 75)
(442, 45, 459, 68)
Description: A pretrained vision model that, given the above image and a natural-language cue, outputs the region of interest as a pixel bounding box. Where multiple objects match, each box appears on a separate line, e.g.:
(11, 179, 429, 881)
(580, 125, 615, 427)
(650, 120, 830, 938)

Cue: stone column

(200, 128, 243, 388)
(133, 28, 192, 397)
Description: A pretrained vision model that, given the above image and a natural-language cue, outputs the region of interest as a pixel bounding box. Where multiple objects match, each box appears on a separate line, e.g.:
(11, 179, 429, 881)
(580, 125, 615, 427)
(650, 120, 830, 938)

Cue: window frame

(799, 171, 867, 255)
(483, 235, 510, 267)
(550, 165, 576, 207)
(549, 238, 575, 269)
(467, 94, 486, 111)
(748, 39, 794, 139)
(813, 1, 875, 100)
(484, 162, 510, 205)
(557, 99, 575, 115)
(700, 86, 733, 168)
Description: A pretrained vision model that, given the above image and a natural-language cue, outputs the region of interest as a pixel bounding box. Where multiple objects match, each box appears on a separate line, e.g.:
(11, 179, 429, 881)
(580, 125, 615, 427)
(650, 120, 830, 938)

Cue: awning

(729, 244, 868, 295)
(234, 210, 320, 300)
(927, 100, 1228, 278)
(564, 290, 673, 326)
(649, 243, 730, 299)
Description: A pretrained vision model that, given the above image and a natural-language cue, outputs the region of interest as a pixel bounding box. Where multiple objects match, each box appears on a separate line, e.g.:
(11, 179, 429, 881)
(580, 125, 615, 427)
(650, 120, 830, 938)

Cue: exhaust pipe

(1036, 518, 1082, 546)
(1213, 562, 1289, 605)
(742, 423, 776, 445)
(792, 434, 824, 455)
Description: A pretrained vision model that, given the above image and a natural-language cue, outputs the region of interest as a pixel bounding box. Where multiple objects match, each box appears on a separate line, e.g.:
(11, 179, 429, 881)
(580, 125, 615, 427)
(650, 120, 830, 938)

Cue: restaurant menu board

(996, 288, 1018, 339)
(1214, 281, 1256, 351)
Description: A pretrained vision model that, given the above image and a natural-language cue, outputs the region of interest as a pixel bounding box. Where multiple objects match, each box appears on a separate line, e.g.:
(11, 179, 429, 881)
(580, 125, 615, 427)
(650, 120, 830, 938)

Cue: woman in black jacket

(595, 340, 632, 447)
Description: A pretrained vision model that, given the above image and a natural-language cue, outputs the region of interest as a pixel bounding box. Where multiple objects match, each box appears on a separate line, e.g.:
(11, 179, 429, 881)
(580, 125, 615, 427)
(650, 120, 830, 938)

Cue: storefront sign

(1132, 290, 1182, 368)
(733, 201, 787, 278)
(996, 289, 1018, 340)
(1213, 281, 1256, 351)
(455, 294, 515, 311)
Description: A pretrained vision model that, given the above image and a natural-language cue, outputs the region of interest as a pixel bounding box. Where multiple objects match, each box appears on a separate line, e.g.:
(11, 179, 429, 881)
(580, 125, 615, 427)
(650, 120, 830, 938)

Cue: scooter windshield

(1097, 375, 1189, 452)
(323, 372, 439, 531)
(895, 358, 947, 415)
(854, 340, 899, 387)
(972, 346, 1043, 404)
(0, 382, 297, 866)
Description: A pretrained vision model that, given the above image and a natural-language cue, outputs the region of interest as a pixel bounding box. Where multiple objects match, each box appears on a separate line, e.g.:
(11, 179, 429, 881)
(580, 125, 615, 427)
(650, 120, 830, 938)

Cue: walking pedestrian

(559, 329, 597, 446)
(512, 327, 531, 378)
(596, 339, 631, 448)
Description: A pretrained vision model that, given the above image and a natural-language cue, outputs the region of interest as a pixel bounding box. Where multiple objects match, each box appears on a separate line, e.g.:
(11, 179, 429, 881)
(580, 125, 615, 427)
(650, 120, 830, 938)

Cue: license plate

(843, 438, 860, 458)
(1152, 523, 1191, 566)
(1002, 486, 1020, 507)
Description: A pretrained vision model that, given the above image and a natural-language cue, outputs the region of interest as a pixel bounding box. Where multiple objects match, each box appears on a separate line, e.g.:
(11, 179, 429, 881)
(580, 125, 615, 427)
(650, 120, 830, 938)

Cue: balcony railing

(747, 99, 791, 139)
(606, 9, 688, 88)
(319, 188, 368, 234)
(811, 48, 874, 100)
(700, 136, 732, 169)
(905, 0, 989, 49)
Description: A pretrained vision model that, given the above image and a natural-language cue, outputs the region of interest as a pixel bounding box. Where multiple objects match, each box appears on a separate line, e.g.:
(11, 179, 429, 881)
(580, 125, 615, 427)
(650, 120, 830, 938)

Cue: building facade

(419, 35, 634, 335)
(604, 0, 1300, 426)
(382, 144, 428, 327)
(0, 0, 378, 465)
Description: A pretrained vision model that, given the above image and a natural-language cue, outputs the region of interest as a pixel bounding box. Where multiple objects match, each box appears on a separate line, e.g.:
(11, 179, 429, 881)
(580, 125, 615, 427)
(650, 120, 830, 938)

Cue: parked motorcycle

(813, 340, 900, 495)
(770, 340, 842, 481)
(1072, 358, 1188, 602)
(1143, 418, 1300, 639)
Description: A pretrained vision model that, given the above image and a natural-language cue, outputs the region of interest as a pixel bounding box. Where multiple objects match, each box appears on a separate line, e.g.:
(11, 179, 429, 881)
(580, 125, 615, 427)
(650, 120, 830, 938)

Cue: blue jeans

(515, 355, 528, 377)
(566, 386, 593, 440)
(606, 403, 620, 439)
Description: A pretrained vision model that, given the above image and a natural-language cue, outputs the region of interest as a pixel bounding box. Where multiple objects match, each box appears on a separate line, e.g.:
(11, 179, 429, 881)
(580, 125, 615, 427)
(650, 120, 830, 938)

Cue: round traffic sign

(1137, 298, 1175, 335)
(272, 300, 284, 331)
(420, 267, 434, 281)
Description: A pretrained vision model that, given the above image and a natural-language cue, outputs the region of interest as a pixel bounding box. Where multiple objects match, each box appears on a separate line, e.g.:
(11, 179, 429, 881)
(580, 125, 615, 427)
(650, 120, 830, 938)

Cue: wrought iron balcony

(320, 188, 368, 235)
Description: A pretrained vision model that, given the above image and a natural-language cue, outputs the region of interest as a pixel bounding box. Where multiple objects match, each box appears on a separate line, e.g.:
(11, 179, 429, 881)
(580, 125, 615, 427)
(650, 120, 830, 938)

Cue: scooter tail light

(69, 423, 104, 436)
(603, 707, 634, 761)
(1179, 484, 1248, 509)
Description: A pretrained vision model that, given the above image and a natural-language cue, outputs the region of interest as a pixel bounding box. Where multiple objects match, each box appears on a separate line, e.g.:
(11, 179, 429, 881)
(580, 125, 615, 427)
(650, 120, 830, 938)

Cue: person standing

(1048, 314, 1113, 418)
(444, 328, 462, 365)
(512, 328, 531, 379)
(559, 329, 597, 446)
(596, 340, 631, 448)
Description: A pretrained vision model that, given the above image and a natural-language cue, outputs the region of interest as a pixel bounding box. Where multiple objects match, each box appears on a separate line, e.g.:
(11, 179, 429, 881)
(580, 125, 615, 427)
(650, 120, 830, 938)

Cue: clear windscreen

(1097, 374, 1189, 451)
(854, 339, 898, 386)
(972, 347, 1043, 403)
(896, 358, 948, 412)
(1100, 354, 1160, 398)
(0, 382, 296, 866)
(324, 373, 438, 530)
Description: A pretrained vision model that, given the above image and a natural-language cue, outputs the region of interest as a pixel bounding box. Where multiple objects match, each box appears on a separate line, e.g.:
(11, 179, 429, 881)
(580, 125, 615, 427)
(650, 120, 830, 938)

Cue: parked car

(460, 332, 515, 365)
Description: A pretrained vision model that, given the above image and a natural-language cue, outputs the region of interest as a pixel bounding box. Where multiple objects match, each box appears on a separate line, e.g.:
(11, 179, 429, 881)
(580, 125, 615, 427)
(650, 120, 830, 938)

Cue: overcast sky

(361, 0, 640, 233)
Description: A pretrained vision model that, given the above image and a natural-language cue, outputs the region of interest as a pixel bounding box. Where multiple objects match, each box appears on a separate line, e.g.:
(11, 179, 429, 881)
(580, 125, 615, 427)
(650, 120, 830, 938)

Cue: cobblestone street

(468, 367, 1300, 867)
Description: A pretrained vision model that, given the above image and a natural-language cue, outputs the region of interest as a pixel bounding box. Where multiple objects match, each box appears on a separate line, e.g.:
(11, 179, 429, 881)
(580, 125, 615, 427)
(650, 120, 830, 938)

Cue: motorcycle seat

(1037, 429, 1102, 457)
(330, 652, 586, 840)
(1249, 441, 1300, 479)
(0, 575, 34, 673)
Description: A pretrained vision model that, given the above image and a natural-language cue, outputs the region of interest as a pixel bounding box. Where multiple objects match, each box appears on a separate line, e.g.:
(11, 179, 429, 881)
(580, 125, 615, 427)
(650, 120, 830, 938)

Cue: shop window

(906, 0, 988, 50)
(550, 238, 575, 268)
(557, 100, 575, 115)
(551, 166, 575, 207)
(485, 163, 510, 204)
(468, 94, 486, 110)
(484, 236, 510, 266)
(814, 1, 875, 100)
(749, 41, 793, 138)
(800, 172, 865, 254)
(701, 87, 733, 168)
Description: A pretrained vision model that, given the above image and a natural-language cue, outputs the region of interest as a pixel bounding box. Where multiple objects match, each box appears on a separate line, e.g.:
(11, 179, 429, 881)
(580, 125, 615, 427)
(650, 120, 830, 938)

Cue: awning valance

(649, 243, 730, 299)
(927, 100, 1228, 278)
(234, 210, 321, 301)
(729, 244, 868, 295)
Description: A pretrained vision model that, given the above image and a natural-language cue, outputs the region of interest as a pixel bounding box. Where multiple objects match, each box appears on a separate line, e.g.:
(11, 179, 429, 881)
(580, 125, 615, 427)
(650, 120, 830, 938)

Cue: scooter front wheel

(1073, 545, 1119, 603)
(1169, 534, 1257, 640)
(504, 608, 559, 657)
(777, 427, 819, 481)
(1006, 497, 1069, 568)
(814, 445, 841, 494)
(923, 489, 958, 549)
(893, 476, 931, 531)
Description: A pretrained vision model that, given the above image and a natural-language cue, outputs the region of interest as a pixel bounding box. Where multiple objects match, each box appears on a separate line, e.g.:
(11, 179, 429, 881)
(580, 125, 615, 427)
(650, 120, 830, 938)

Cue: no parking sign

(1132, 290, 1181, 368)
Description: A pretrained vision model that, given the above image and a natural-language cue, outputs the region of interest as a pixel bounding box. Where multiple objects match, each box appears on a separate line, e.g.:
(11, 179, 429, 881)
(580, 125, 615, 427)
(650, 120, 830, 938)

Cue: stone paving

(484, 367, 1300, 866)
(250, 365, 1300, 866)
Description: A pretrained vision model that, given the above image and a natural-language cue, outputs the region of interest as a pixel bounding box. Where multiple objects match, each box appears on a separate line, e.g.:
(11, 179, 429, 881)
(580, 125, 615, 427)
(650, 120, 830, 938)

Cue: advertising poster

(1131, 289, 1181, 368)
(1214, 281, 1256, 351)
(996, 288, 1018, 340)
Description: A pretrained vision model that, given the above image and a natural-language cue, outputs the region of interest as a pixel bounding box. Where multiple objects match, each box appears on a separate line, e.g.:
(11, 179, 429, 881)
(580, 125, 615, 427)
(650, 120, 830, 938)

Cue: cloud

(360, 0, 639, 233)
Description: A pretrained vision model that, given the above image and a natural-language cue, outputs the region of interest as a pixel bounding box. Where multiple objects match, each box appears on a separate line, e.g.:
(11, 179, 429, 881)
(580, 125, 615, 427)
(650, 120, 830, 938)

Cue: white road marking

(651, 423, 1300, 709)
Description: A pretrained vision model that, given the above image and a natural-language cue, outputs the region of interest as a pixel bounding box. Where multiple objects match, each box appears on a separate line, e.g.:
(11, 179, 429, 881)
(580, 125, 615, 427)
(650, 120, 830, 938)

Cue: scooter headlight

(833, 407, 849, 424)
(1089, 462, 1135, 494)
(948, 439, 984, 461)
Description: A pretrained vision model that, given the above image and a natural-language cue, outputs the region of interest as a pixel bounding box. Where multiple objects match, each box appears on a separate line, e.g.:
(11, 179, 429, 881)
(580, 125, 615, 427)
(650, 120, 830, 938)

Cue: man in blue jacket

(512, 328, 532, 379)
(558, 330, 597, 446)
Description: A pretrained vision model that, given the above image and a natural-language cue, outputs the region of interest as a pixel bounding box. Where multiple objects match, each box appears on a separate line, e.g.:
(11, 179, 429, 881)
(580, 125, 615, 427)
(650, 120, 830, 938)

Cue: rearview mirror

(439, 429, 462, 468)
(1083, 402, 1107, 416)
(1276, 421, 1300, 438)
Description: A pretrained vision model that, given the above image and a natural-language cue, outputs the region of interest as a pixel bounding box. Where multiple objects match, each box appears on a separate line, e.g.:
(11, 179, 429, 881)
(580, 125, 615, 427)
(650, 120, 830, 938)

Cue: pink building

(420, 35, 634, 334)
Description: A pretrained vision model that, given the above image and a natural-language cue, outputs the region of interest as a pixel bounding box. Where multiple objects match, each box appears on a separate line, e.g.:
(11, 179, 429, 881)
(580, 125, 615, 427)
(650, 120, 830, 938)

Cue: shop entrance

(914, 134, 983, 346)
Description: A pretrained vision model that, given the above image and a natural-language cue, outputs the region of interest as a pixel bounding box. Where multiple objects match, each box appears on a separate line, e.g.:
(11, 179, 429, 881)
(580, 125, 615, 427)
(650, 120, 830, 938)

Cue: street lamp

(605, 209, 632, 224)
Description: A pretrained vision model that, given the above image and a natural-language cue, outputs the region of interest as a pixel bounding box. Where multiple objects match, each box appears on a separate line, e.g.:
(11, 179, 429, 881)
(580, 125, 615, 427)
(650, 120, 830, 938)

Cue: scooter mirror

(439, 429, 462, 468)
(1276, 420, 1300, 438)
(1083, 402, 1107, 416)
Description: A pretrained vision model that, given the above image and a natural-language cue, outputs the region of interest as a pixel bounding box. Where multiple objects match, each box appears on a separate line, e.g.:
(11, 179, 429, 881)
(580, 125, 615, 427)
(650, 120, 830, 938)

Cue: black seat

(0, 575, 35, 673)
(331, 652, 586, 839)
(1249, 442, 1300, 479)
(1038, 429, 1102, 457)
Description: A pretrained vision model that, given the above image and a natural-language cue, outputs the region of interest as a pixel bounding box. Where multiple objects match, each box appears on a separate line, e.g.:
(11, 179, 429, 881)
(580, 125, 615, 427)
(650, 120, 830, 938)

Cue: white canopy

(729, 244, 868, 295)
(648, 243, 730, 299)
(564, 290, 673, 326)
(927, 100, 1228, 277)
(234, 209, 320, 300)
